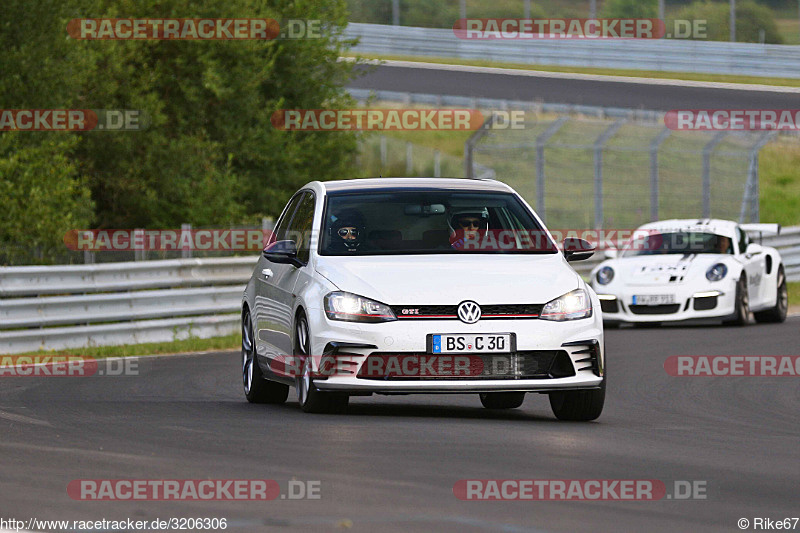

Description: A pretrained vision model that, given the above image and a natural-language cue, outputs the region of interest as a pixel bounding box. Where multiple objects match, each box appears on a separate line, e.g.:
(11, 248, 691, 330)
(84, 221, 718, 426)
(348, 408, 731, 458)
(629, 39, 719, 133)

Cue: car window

(319, 190, 555, 256)
(736, 226, 749, 254)
(270, 192, 305, 245)
(288, 192, 316, 264)
(622, 232, 734, 257)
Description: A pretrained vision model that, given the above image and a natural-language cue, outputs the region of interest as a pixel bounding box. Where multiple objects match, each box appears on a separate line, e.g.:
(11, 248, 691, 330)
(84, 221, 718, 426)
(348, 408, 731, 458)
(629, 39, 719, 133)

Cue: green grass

(789, 282, 800, 310)
(760, 140, 800, 226)
(14, 333, 239, 358)
(349, 53, 800, 88)
(776, 18, 800, 45)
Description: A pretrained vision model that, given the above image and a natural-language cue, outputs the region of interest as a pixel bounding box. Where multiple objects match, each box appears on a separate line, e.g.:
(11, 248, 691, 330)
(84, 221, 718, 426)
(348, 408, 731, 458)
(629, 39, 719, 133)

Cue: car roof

(316, 177, 514, 194)
(636, 218, 739, 238)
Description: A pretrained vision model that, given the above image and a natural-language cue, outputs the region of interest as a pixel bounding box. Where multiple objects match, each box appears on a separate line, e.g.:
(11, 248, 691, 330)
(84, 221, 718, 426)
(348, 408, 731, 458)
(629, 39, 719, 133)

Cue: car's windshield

(320, 190, 557, 255)
(622, 231, 734, 257)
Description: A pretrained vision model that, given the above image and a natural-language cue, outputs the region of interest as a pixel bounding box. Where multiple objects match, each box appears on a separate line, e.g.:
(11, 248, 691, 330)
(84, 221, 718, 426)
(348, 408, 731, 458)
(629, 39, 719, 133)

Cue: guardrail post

(406, 142, 413, 175)
(535, 116, 569, 219)
(739, 131, 775, 223)
(392, 0, 400, 25)
(464, 112, 496, 179)
(380, 135, 387, 167)
(649, 127, 671, 222)
(702, 132, 727, 218)
(593, 120, 626, 229)
(434, 149, 441, 177)
(181, 223, 192, 259)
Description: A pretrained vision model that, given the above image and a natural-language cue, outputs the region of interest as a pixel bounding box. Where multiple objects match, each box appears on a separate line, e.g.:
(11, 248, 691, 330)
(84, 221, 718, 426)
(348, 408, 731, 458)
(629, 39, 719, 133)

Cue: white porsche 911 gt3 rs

(590, 219, 788, 326)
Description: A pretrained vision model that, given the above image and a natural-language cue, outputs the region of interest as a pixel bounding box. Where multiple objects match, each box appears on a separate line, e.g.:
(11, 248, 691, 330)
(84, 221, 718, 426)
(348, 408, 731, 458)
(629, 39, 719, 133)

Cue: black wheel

(723, 275, 750, 326)
(295, 313, 349, 414)
(754, 266, 788, 323)
(549, 380, 605, 421)
(242, 310, 289, 404)
(479, 392, 525, 409)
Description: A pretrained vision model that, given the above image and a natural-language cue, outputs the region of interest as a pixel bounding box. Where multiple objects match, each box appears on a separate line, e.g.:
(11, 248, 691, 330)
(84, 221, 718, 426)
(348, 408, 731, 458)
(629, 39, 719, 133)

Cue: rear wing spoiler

(741, 223, 780, 243)
(740, 223, 780, 236)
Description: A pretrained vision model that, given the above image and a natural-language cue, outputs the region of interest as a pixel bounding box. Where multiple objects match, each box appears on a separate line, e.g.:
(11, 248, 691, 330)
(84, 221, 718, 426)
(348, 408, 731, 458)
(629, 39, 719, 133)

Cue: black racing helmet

(330, 209, 366, 250)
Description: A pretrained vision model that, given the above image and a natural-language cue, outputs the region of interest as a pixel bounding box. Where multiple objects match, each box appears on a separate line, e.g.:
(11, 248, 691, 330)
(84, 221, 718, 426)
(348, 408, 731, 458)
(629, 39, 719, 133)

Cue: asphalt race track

(1, 318, 799, 532)
(349, 62, 800, 111)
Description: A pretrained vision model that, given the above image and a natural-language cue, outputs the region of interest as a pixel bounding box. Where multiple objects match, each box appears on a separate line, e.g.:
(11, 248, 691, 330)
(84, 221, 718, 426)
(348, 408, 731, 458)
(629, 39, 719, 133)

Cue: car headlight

(596, 266, 614, 285)
(324, 292, 397, 323)
(706, 263, 728, 282)
(540, 289, 592, 321)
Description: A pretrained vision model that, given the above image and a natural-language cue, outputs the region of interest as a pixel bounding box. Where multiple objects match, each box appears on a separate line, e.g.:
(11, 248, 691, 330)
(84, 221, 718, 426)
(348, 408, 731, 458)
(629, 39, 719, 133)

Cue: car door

(256, 191, 317, 363)
(254, 192, 304, 361)
(736, 226, 764, 306)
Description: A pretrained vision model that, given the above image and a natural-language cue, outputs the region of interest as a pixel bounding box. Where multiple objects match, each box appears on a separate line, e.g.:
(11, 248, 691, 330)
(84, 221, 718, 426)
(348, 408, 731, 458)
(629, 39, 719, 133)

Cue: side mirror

(263, 240, 303, 267)
(603, 248, 618, 259)
(563, 238, 595, 262)
(745, 242, 763, 257)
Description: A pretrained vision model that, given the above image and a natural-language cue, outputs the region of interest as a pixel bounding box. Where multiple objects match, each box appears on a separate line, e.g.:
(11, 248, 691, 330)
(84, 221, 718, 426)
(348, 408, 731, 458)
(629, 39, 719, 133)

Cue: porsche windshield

(622, 232, 734, 257)
(319, 190, 557, 255)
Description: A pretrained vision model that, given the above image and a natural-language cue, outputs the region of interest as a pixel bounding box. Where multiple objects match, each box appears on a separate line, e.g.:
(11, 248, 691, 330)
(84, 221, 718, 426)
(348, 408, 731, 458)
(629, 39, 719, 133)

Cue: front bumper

(301, 307, 604, 393)
(593, 282, 737, 323)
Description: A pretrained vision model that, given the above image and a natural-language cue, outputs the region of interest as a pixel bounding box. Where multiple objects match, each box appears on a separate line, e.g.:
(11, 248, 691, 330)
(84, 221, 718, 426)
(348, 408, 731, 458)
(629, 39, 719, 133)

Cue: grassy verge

(349, 53, 800, 88)
(789, 282, 800, 311)
(15, 333, 240, 358)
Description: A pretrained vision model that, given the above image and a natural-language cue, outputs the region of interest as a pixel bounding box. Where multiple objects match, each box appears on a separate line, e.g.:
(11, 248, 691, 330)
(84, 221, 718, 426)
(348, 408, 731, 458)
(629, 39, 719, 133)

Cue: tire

(754, 266, 788, 324)
(479, 392, 525, 409)
(242, 310, 289, 404)
(294, 313, 349, 414)
(548, 380, 605, 421)
(723, 275, 750, 326)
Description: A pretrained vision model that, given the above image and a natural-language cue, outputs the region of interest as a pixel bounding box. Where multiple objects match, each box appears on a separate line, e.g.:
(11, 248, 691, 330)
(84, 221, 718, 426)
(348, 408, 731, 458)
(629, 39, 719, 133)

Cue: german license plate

(632, 294, 676, 305)
(432, 334, 511, 354)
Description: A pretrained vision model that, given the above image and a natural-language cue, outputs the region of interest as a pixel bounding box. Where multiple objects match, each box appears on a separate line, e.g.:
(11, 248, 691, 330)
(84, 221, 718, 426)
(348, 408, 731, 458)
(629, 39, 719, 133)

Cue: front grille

(390, 303, 544, 319)
(629, 304, 681, 315)
(693, 295, 718, 311)
(357, 351, 574, 380)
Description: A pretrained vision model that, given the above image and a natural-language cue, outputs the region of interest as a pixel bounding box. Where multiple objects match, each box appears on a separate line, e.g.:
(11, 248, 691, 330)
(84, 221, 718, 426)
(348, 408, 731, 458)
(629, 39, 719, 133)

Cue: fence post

(702, 132, 727, 218)
(464, 112, 496, 179)
(535, 116, 569, 218)
(740, 131, 775, 223)
(406, 141, 413, 175)
(380, 135, 387, 167)
(392, 0, 400, 25)
(649, 127, 671, 222)
(593, 120, 626, 229)
(181, 223, 192, 259)
(134, 229, 145, 261)
(434, 149, 441, 177)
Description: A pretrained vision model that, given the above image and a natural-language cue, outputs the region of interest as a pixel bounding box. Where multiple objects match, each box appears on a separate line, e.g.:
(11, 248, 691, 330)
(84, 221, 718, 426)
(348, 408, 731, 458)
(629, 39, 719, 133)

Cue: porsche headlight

(324, 292, 397, 323)
(596, 266, 614, 285)
(706, 263, 728, 282)
(540, 289, 592, 321)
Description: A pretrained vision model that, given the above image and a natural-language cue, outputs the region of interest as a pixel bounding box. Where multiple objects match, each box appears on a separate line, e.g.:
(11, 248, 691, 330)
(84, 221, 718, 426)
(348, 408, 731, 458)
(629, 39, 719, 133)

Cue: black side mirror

(263, 240, 303, 267)
(563, 237, 595, 262)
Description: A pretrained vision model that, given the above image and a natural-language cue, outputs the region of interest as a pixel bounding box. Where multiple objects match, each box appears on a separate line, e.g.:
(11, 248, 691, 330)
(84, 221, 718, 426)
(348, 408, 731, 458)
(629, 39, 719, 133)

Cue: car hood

(315, 254, 581, 305)
(609, 253, 734, 286)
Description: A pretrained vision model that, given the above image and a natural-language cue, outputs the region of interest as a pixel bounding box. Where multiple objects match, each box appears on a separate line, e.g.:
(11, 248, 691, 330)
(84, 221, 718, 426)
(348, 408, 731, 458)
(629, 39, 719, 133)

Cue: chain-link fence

(469, 113, 775, 229)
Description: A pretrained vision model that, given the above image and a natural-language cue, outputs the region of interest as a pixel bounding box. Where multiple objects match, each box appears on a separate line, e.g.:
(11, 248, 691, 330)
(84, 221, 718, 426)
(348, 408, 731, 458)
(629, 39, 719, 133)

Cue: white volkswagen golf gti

(241, 178, 605, 420)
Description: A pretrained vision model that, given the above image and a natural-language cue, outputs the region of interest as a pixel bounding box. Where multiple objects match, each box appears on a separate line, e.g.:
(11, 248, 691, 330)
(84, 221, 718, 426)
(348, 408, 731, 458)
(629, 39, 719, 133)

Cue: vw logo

(457, 301, 481, 324)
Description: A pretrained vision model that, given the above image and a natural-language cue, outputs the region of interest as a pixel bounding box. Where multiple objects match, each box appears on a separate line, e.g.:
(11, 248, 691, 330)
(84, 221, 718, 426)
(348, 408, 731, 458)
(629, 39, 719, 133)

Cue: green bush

(671, 0, 783, 43)
(601, 0, 658, 18)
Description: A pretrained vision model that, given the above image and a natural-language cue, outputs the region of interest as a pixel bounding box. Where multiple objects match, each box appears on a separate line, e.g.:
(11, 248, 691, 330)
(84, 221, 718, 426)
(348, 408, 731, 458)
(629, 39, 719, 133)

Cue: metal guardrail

(345, 23, 800, 79)
(1, 228, 797, 354)
(0, 257, 256, 354)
